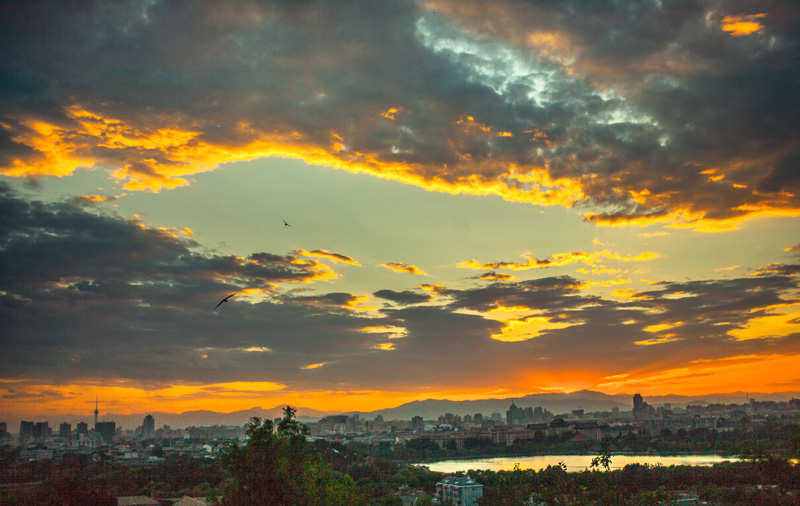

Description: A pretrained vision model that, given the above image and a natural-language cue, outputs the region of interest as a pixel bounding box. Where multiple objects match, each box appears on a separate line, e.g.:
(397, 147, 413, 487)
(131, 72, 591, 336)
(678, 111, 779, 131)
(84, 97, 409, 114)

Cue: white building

(436, 476, 483, 506)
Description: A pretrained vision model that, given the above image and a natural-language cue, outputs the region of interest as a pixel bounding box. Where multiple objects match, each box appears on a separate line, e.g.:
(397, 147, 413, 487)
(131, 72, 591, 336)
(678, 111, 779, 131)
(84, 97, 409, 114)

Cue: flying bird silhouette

(283, 219, 292, 227)
(214, 293, 236, 310)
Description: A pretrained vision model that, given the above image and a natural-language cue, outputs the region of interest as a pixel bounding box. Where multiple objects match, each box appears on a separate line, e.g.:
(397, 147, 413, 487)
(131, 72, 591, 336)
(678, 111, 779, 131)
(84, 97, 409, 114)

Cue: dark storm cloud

(302, 305, 510, 389)
(428, 0, 800, 226)
(0, 185, 331, 296)
(372, 289, 434, 305)
(445, 276, 597, 312)
(477, 272, 515, 281)
(1, 0, 797, 227)
(0, 185, 377, 384)
(286, 292, 365, 309)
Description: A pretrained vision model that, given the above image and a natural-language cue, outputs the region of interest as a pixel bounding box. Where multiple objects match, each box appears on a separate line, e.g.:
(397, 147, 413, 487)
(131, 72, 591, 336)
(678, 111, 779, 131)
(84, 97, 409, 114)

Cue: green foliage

(150, 444, 164, 458)
(3, 473, 115, 506)
(590, 440, 612, 471)
(222, 406, 368, 506)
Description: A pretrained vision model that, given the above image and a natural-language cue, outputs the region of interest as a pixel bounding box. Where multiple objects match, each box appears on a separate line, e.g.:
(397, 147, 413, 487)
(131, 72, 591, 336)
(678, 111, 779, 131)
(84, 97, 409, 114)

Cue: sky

(1, 0, 799, 418)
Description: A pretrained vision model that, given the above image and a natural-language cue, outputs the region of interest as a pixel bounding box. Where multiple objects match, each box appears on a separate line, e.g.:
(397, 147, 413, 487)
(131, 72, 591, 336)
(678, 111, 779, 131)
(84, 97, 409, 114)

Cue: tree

(150, 444, 164, 458)
(222, 406, 367, 506)
(591, 440, 613, 472)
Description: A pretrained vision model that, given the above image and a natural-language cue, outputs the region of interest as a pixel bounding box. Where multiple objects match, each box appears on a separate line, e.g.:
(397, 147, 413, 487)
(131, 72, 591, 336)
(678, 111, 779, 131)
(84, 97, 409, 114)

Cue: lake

(422, 454, 739, 473)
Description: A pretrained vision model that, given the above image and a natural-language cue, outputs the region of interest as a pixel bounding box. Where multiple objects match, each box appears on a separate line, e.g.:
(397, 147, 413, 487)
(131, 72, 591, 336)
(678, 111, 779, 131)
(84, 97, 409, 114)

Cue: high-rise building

(506, 402, 522, 425)
(76, 421, 88, 435)
(143, 414, 155, 437)
(59, 422, 71, 439)
(33, 422, 50, 440)
(411, 416, 424, 431)
(95, 421, 116, 442)
(19, 421, 34, 442)
(632, 393, 653, 420)
(633, 393, 644, 411)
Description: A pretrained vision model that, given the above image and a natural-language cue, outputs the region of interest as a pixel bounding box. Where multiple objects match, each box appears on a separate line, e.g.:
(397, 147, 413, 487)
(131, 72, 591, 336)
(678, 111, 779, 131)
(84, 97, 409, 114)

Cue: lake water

(423, 454, 739, 473)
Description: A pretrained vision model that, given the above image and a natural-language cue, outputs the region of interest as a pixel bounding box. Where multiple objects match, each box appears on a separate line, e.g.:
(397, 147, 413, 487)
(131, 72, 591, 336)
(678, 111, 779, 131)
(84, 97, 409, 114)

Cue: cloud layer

(1, 0, 798, 230)
(1, 186, 798, 408)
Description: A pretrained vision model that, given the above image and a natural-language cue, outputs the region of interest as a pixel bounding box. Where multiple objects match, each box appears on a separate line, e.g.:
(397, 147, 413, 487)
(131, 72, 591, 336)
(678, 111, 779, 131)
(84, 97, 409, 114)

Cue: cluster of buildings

(2, 405, 243, 465)
(305, 394, 800, 450)
(3, 394, 799, 467)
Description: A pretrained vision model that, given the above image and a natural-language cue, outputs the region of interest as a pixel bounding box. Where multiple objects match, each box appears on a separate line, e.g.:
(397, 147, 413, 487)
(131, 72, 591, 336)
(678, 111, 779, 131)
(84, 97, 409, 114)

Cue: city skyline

(1, 0, 799, 418)
(7, 389, 797, 434)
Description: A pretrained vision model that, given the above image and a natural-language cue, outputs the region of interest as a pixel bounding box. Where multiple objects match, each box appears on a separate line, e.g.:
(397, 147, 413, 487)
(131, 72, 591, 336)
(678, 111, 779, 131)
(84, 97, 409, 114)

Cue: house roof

(117, 496, 159, 506)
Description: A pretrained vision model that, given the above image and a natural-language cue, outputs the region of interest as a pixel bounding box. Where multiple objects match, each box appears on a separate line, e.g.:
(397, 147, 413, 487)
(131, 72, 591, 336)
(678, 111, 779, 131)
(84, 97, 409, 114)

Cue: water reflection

(423, 455, 739, 473)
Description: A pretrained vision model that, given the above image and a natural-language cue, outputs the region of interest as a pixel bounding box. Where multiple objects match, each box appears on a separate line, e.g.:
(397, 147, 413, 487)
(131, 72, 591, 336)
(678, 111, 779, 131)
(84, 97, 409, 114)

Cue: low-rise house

(436, 476, 483, 506)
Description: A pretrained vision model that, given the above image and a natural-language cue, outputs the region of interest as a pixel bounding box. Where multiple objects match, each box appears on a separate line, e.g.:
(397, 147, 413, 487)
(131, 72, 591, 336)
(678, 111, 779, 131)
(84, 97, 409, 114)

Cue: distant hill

(345, 390, 632, 420)
(347, 390, 800, 421)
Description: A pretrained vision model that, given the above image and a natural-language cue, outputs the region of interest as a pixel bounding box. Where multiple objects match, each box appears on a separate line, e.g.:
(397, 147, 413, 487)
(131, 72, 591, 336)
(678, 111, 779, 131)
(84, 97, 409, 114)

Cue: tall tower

(94, 396, 99, 430)
(633, 393, 644, 411)
(143, 414, 155, 437)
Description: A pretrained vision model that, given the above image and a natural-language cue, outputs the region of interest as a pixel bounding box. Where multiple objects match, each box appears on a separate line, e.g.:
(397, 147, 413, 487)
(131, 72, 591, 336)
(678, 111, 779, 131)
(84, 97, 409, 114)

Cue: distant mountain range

(7, 390, 798, 432)
(354, 390, 798, 421)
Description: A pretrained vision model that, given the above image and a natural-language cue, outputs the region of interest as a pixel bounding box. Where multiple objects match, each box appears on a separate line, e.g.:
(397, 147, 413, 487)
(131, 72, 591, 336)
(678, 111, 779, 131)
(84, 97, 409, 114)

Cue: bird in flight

(283, 219, 292, 227)
(214, 293, 236, 310)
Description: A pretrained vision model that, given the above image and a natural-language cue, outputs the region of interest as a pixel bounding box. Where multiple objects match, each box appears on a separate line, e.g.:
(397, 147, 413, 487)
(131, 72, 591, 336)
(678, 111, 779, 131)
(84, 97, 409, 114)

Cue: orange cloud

(381, 107, 408, 120)
(728, 304, 800, 341)
(634, 335, 682, 346)
(587, 204, 800, 233)
(526, 30, 577, 63)
(302, 362, 331, 370)
(612, 288, 655, 300)
(380, 262, 428, 275)
(584, 210, 676, 228)
(577, 278, 630, 289)
(74, 195, 118, 203)
(459, 249, 657, 271)
(419, 284, 446, 293)
(721, 13, 766, 37)
(2, 105, 587, 210)
(456, 115, 494, 134)
(5, 103, 797, 233)
(491, 315, 577, 342)
(293, 293, 369, 309)
(360, 325, 408, 339)
(478, 272, 516, 281)
(295, 249, 361, 266)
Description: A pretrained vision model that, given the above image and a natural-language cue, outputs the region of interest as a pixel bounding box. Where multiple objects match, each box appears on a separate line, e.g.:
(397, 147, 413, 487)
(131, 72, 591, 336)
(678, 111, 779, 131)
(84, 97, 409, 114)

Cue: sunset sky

(1, 0, 799, 418)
